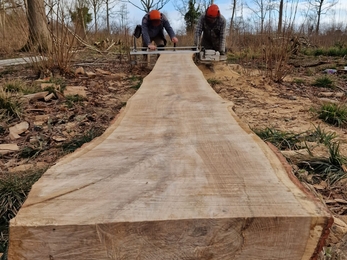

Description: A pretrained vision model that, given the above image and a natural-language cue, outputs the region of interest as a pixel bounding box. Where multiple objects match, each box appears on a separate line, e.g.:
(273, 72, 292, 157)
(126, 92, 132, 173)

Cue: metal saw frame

(130, 39, 227, 64)
(130, 46, 200, 55)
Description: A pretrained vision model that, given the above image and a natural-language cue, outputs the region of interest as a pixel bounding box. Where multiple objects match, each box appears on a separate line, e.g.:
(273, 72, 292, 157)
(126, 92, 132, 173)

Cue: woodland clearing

(0, 52, 347, 259)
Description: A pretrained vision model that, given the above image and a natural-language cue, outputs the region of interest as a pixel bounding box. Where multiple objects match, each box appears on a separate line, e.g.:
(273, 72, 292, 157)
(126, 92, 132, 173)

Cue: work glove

(219, 51, 225, 55)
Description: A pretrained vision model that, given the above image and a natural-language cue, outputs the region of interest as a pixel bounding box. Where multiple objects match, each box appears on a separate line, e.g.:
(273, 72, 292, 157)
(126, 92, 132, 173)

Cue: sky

(125, 0, 347, 32)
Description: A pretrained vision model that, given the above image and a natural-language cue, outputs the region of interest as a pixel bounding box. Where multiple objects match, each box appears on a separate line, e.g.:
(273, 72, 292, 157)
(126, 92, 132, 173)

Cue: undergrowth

(253, 125, 347, 184)
(0, 89, 23, 120)
(317, 103, 347, 127)
(0, 168, 47, 259)
(61, 127, 104, 153)
(312, 76, 335, 89)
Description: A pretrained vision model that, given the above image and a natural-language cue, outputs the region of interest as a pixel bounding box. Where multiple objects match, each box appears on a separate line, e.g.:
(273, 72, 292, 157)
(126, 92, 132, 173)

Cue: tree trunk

(93, 8, 97, 32)
(277, 0, 283, 34)
(23, 0, 51, 53)
(106, 0, 110, 33)
(315, 0, 324, 35)
(8, 54, 331, 259)
(229, 0, 236, 37)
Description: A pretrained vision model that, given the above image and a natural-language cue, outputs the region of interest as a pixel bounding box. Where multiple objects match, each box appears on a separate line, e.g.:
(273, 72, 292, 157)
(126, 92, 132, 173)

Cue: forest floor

(0, 51, 347, 259)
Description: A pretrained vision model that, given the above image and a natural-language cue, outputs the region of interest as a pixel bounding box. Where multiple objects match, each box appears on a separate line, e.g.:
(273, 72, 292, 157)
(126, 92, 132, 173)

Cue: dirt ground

(0, 53, 347, 258)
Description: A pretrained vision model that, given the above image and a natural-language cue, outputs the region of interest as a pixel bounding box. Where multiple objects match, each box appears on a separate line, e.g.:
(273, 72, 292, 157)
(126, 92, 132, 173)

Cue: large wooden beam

(9, 54, 331, 259)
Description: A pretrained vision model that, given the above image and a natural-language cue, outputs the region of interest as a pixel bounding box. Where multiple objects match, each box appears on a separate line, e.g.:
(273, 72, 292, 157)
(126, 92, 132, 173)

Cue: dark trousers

(142, 35, 166, 49)
(201, 36, 220, 52)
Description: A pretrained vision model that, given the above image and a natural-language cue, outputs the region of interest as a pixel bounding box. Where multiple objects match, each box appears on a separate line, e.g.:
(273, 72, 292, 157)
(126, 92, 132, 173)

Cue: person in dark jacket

(141, 10, 178, 50)
(194, 4, 226, 55)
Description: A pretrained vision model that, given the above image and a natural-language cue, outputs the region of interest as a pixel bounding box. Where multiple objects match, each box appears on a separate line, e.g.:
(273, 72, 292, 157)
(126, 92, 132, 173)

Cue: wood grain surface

(9, 53, 331, 260)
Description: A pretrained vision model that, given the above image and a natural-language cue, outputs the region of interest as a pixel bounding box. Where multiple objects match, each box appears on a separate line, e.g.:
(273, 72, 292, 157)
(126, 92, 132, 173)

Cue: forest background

(1, 0, 347, 58)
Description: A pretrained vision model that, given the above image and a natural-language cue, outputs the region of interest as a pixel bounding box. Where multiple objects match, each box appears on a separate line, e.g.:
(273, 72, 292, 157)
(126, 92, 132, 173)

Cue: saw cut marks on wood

(8, 53, 331, 260)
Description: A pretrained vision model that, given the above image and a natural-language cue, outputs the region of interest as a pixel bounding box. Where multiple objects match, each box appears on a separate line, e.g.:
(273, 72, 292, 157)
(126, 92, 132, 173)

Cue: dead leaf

(9, 121, 29, 140)
(0, 144, 19, 155)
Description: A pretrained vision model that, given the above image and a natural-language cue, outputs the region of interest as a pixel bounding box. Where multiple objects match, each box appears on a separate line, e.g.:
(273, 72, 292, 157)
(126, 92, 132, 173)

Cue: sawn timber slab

(9, 53, 331, 260)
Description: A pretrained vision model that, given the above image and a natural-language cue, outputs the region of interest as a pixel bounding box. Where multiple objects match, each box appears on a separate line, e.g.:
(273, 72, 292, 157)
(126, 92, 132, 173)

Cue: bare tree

(114, 3, 129, 31)
(229, 0, 236, 36)
(23, 0, 52, 52)
(307, 0, 338, 34)
(127, 0, 170, 12)
(104, 0, 118, 33)
(246, 0, 275, 34)
(277, 0, 283, 33)
(174, 0, 194, 16)
(88, 0, 104, 32)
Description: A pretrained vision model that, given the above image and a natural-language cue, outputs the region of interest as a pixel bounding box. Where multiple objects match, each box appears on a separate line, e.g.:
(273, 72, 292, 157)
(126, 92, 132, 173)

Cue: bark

(23, 0, 52, 53)
(106, 0, 110, 33)
(277, 0, 283, 34)
(229, 0, 236, 37)
(315, 0, 323, 35)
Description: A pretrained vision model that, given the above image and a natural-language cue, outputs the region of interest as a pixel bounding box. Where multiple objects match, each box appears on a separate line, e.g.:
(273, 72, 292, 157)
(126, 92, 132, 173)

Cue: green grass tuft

(292, 78, 306, 85)
(0, 169, 47, 259)
(207, 78, 222, 87)
(309, 124, 337, 145)
(128, 75, 143, 90)
(312, 76, 334, 88)
(61, 127, 104, 153)
(65, 94, 86, 108)
(0, 90, 23, 120)
(317, 103, 347, 127)
(252, 127, 305, 150)
(297, 142, 347, 184)
(3, 80, 25, 93)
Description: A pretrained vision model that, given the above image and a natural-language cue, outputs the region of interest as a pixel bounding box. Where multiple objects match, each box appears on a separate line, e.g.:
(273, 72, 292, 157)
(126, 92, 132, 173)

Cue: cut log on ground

(9, 53, 332, 260)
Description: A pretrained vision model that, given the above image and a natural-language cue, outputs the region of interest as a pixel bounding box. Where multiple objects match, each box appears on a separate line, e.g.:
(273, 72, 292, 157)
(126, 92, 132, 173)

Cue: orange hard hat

(149, 10, 161, 20)
(206, 4, 220, 18)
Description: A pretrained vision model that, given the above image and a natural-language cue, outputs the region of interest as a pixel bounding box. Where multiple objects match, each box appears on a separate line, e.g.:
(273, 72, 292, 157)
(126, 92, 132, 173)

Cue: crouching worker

(194, 4, 227, 55)
(141, 10, 178, 51)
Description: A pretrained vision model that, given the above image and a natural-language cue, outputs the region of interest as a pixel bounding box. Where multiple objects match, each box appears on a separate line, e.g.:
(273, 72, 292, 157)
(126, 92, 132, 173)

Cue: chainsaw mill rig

(196, 48, 227, 63)
(130, 24, 227, 64)
(130, 43, 227, 64)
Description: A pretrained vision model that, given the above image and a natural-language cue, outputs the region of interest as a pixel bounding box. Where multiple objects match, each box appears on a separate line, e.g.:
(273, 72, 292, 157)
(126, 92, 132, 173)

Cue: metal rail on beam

(130, 46, 200, 55)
